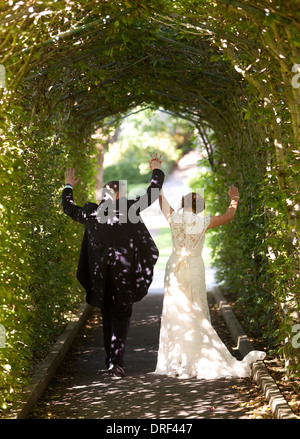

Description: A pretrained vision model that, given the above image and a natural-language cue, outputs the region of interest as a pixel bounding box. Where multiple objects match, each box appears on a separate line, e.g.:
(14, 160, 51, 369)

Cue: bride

(154, 184, 265, 379)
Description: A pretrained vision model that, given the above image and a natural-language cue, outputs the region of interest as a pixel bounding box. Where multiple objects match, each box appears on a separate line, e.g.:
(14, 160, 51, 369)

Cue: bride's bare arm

(159, 188, 174, 224)
(207, 185, 239, 230)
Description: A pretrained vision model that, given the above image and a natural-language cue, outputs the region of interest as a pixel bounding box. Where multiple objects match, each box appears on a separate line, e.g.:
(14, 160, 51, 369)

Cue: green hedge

(0, 110, 97, 412)
(190, 127, 299, 376)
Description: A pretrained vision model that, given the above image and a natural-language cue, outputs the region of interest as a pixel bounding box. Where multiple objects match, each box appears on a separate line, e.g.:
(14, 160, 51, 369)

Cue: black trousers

(100, 264, 133, 369)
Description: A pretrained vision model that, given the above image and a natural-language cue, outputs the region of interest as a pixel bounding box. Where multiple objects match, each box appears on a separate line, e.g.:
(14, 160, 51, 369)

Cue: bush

(190, 135, 299, 376)
(0, 110, 97, 412)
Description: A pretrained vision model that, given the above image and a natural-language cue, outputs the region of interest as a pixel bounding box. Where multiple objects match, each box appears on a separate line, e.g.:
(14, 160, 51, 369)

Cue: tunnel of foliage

(0, 0, 299, 412)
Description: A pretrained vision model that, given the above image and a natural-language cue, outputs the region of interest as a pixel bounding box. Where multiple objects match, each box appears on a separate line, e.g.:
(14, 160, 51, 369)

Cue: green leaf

(244, 111, 251, 120)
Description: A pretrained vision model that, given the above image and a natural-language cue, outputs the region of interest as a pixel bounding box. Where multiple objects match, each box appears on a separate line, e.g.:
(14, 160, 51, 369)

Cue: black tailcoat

(62, 169, 164, 307)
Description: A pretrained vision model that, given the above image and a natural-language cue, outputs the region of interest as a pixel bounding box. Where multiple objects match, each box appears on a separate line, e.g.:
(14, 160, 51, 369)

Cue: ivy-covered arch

(0, 0, 299, 412)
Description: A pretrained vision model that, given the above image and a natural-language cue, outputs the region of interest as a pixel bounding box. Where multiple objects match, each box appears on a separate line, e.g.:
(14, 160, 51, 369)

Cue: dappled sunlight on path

(28, 301, 255, 419)
(34, 372, 253, 420)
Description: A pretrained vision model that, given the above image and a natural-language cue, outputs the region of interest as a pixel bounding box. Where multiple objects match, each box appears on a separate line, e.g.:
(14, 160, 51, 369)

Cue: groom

(62, 154, 164, 377)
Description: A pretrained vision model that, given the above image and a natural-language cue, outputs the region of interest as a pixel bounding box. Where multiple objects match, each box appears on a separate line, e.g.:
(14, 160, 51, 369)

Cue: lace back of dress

(171, 212, 208, 252)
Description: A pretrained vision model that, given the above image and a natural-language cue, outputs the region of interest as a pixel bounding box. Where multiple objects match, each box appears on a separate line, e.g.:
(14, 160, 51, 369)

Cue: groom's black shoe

(108, 364, 125, 378)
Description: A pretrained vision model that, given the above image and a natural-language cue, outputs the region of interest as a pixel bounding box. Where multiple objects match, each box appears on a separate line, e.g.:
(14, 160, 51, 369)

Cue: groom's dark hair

(105, 180, 121, 193)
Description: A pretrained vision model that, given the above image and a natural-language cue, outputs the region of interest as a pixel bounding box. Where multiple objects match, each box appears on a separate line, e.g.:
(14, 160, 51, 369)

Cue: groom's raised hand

(149, 153, 163, 170)
(65, 168, 80, 187)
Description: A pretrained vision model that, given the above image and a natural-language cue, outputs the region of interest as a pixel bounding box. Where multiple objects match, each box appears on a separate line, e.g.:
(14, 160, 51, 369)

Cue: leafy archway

(0, 0, 299, 412)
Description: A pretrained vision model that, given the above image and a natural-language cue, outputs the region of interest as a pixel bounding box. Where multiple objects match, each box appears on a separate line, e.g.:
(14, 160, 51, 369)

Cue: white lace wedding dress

(154, 211, 266, 379)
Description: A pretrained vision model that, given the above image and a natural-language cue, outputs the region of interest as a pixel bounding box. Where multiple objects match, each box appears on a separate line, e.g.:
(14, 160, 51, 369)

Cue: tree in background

(101, 107, 195, 198)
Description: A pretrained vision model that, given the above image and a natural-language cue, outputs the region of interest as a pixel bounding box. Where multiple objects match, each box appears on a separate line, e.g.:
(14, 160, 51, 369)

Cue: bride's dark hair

(181, 192, 205, 214)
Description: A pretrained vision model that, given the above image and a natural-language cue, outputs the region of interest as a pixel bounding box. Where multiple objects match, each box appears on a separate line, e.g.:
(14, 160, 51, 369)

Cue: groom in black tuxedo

(62, 154, 164, 377)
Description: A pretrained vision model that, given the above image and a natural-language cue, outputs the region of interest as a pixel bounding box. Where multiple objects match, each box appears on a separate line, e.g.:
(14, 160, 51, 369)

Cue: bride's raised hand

(228, 184, 239, 199)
